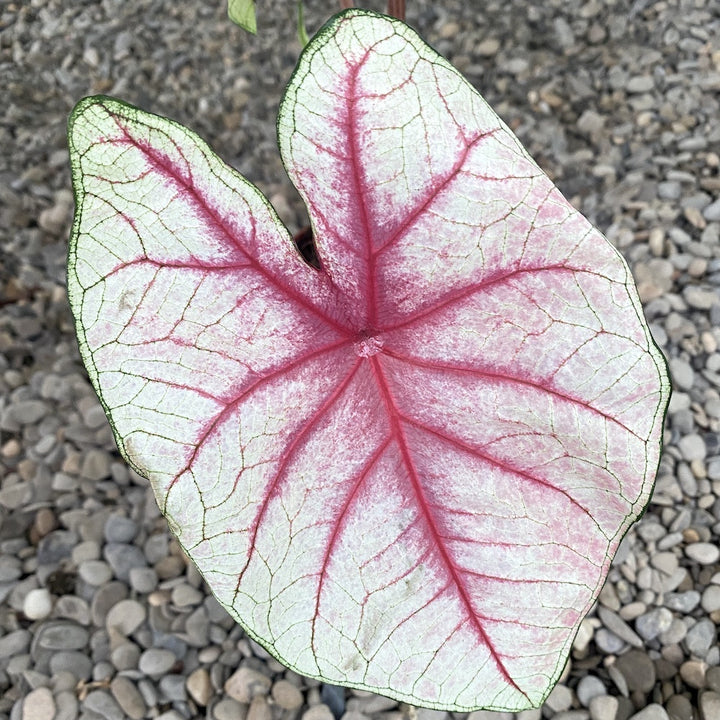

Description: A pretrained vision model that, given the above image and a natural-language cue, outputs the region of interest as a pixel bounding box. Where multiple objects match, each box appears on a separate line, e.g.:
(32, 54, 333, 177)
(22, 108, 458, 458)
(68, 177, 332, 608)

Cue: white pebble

(23, 588, 53, 620)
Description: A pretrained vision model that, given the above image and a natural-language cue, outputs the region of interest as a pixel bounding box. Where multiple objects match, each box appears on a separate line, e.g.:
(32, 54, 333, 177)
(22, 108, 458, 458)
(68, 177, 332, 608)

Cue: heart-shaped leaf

(67, 9, 670, 711)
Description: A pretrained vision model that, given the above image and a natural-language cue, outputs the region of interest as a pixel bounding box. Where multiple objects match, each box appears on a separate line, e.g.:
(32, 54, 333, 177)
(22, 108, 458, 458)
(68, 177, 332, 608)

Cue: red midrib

(369, 355, 530, 702)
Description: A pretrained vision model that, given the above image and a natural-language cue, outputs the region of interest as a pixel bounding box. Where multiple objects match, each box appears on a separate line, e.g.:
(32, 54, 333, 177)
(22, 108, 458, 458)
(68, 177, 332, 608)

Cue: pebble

(22, 587, 52, 620)
(588, 695, 618, 720)
(78, 559, 113, 585)
(225, 666, 272, 703)
(104, 514, 138, 543)
(138, 648, 177, 677)
(110, 676, 147, 720)
(213, 697, 246, 720)
(635, 607, 673, 641)
(84, 689, 125, 720)
(36, 621, 89, 650)
(700, 691, 720, 720)
(685, 618, 716, 658)
(575, 676, 606, 707)
(685, 542, 720, 565)
(103, 543, 147, 581)
(105, 598, 147, 635)
(629, 705, 669, 720)
(665, 695, 694, 720)
(186, 667, 212, 706)
(272, 679, 304, 710)
(614, 650, 656, 693)
(21, 686, 56, 720)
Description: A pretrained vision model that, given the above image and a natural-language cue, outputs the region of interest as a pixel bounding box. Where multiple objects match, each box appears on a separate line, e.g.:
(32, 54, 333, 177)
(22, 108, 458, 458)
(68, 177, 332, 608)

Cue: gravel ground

(1, 0, 720, 719)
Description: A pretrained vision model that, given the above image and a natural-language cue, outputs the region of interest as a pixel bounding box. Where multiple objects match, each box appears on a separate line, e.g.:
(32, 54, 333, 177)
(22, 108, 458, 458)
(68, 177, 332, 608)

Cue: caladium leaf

(67, 9, 670, 712)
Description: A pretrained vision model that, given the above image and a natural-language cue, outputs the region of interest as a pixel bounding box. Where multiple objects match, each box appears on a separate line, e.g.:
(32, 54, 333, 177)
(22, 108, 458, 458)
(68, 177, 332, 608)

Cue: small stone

(138, 648, 177, 677)
(105, 598, 147, 635)
(575, 676, 606, 707)
(685, 618, 716, 658)
(685, 543, 720, 565)
(129, 566, 158, 594)
(91, 581, 128, 626)
(272, 679, 304, 710)
(476, 38, 500, 56)
(0, 629, 31, 656)
(36, 621, 89, 650)
(9, 400, 48, 425)
(49, 650, 93, 681)
(664, 590, 701, 613)
(171, 582, 204, 607)
(187, 668, 212, 706)
(627, 76, 654, 93)
(669, 359, 694, 392)
(702, 585, 720, 613)
(110, 641, 141, 671)
(703, 200, 720, 222)
(545, 683, 573, 712)
(78, 559, 113, 585)
(635, 607, 673, 641)
(700, 691, 720, 720)
(22, 686, 56, 720)
(665, 694, 693, 720)
(104, 514, 138, 543)
(80, 449, 112, 480)
(23, 587, 53, 620)
(104, 543, 147, 581)
(588, 695, 618, 720)
(159, 674, 187, 702)
(679, 659, 707, 688)
(110, 676, 146, 720)
(225, 666, 272, 703)
(614, 650, 656, 693)
(628, 704, 668, 720)
(302, 704, 335, 720)
(213, 698, 247, 720)
(84, 689, 125, 720)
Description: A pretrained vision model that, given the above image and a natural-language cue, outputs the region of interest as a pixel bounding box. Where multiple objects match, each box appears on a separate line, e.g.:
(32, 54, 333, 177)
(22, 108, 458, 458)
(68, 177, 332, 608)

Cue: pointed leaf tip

(228, 0, 257, 34)
(67, 11, 670, 713)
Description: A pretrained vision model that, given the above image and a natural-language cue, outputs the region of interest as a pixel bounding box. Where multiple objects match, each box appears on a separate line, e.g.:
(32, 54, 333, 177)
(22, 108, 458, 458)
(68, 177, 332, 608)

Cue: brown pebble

(248, 696, 272, 720)
(272, 679, 304, 710)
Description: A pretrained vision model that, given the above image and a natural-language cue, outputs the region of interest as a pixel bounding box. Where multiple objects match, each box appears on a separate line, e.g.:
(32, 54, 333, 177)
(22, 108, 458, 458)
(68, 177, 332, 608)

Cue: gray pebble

(128, 567, 158, 594)
(597, 607, 643, 647)
(628, 704, 668, 720)
(635, 607, 673, 641)
(588, 695, 619, 720)
(664, 695, 693, 720)
(37, 531, 77, 566)
(545, 683, 573, 713)
(701, 585, 720, 613)
(35, 621, 89, 650)
(83, 689, 125, 720)
(213, 698, 246, 720)
(54, 595, 91, 625)
(159, 674, 187, 702)
(110, 676, 146, 720)
(664, 590, 701, 613)
(49, 650, 93, 681)
(103, 543, 147, 581)
(685, 542, 720, 565)
(171, 582, 204, 607)
(703, 200, 720, 222)
(80, 448, 112, 480)
(110, 641, 141, 671)
(614, 650, 656, 693)
(91, 581, 128, 626)
(105, 598, 147, 636)
(685, 618, 716, 658)
(575, 676, 606, 707)
(0, 629, 31, 657)
(5, 400, 48, 426)
(594, 628, 626, 654)
(78, 559, 113, 586)
(669, 358, 695, 391)
(104, 514, 138, 543)
(138, 648, 177, 677)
